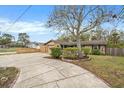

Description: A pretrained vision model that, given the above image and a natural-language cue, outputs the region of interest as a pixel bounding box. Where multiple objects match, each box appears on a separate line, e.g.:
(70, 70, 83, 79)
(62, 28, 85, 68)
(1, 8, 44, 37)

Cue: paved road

(0, 53, 109, 88)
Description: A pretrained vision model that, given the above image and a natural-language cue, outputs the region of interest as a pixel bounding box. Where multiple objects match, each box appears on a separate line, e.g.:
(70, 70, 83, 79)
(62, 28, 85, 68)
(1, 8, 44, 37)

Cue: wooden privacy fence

(16, 48, 40, 54)
(40, 46, 48, 53)
(106, 48, 124, 56)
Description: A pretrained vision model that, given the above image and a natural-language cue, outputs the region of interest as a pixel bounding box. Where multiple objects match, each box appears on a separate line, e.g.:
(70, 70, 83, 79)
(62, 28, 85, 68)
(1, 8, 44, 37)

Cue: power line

(5, 5, 32, 32)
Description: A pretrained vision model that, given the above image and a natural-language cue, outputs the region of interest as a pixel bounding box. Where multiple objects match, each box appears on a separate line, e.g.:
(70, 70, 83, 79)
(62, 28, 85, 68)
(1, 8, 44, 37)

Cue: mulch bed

(43, 56, 62, 60)
(44, 56, 91, 62)
(61, 57, 91, 62)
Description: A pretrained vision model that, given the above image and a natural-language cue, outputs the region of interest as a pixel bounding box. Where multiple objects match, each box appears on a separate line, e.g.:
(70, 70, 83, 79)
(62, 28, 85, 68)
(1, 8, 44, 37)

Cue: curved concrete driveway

(0, 53, 109, 88)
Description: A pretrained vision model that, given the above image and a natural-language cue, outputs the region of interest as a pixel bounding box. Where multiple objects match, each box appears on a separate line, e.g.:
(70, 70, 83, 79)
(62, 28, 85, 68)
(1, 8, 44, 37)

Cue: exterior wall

(46, 41, 60, 53)
(47, 41, 60, 47)
(40, 41, 60, 53)
(100, 45, 106, 54)
(40, 41, 106, 54)
(84, 45, 106, 54)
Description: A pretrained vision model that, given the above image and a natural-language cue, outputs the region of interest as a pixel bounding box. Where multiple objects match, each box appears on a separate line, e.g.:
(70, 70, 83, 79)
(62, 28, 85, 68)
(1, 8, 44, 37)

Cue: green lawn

(0, 67, 19, 88)
(0, 48, 16, 52)
(71, 55, 124, 88)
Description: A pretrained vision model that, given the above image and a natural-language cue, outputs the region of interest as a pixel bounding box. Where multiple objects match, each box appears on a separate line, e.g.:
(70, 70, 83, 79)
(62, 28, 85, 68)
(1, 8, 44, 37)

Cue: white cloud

(0, 18, 50, 35)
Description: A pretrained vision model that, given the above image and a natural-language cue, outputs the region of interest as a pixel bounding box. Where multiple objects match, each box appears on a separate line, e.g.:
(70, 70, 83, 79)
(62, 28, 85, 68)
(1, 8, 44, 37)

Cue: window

(93, 45, 98, 49)
(57, 45, 59, 47)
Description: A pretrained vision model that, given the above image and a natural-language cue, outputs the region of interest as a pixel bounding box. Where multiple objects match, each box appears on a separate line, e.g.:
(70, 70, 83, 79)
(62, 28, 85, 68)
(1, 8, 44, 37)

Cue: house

(27, 42, 37, 48)
(37, 43, 44, 49)
(27, 42, 43, 49)
(0, 45, 9, 48)
(40, 40, 107, 54)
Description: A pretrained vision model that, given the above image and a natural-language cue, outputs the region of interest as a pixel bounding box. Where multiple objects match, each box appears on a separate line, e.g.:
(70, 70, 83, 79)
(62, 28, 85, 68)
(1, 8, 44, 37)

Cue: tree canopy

(47, 6, 115, 50)
(17, 33, 30, 47)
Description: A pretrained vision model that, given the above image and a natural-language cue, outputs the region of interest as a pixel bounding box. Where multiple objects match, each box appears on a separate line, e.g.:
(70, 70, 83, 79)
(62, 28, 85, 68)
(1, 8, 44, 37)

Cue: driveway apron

(0, 53, 109, 88)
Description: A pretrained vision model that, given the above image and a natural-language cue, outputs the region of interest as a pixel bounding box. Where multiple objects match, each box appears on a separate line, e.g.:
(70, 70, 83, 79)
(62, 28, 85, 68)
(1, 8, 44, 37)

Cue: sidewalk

(0, 52, 16, 55)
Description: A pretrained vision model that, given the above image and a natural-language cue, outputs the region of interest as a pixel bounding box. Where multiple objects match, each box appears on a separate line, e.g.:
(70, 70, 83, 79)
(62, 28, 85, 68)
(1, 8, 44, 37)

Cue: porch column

(63, 45, 65, 48)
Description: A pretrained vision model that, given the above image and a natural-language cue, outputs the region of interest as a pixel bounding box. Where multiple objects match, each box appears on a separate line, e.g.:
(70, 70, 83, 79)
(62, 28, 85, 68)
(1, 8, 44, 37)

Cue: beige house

(40, 40, 107, 54)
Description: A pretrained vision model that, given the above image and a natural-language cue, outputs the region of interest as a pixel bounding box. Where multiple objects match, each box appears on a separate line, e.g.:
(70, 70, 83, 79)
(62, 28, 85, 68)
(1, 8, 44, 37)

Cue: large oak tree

(47, 6, 113, 51)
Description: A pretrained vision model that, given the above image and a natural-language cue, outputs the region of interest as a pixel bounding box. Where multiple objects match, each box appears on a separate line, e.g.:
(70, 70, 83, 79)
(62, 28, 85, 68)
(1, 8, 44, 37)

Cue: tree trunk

(77, 38, 81, 51)
(77, 38, 85, 58)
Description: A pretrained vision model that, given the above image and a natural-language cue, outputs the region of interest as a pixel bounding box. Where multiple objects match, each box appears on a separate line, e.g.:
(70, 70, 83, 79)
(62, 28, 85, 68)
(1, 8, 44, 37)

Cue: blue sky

(0, 5, 56, 42)
(0, 5, 123, 43)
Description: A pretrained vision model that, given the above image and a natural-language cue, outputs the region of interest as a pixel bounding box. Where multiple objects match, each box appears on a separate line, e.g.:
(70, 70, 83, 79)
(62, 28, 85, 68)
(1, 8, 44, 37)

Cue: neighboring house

(37, 43, 44, 49)
(40, 40, 107, 54)
(27, 42, 44, 49)
(27, 42, 39, 48)
(0, 45, 9, 48)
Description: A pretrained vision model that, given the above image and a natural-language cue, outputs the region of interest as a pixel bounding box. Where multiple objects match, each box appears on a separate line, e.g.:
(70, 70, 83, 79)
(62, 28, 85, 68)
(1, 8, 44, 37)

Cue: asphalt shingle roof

(44, 40, 107, 46)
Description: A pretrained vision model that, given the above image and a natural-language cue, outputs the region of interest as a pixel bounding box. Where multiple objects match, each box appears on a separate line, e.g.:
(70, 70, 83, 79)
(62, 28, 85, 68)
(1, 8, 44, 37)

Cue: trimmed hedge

(63, 47, 91, 59)
(82, 47, 90, 56)
(92, 49, 101, 55)
(51, 48, 62, 58)
(62, 47, 79, 59)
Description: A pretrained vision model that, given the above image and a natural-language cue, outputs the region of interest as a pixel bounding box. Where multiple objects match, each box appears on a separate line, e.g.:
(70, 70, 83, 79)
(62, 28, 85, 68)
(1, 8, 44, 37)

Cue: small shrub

(51, 48, 62, 58)
(62, 47, 79, 59)
(81, 47, 90, 56)
(92, 49, 101, 55)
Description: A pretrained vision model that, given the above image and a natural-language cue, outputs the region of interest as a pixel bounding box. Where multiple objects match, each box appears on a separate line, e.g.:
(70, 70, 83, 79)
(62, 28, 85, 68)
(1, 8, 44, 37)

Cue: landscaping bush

(81, 47, 90, 56)
(51, 48, 62, 58)
(62, 47, 79, 59)
(92, 49, 101, 55)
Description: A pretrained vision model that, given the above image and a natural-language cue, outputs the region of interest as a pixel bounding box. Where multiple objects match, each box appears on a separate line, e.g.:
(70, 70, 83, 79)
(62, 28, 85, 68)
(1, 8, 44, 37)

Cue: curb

(9, 68, 20, 88)
(61, 57, 91, 62)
